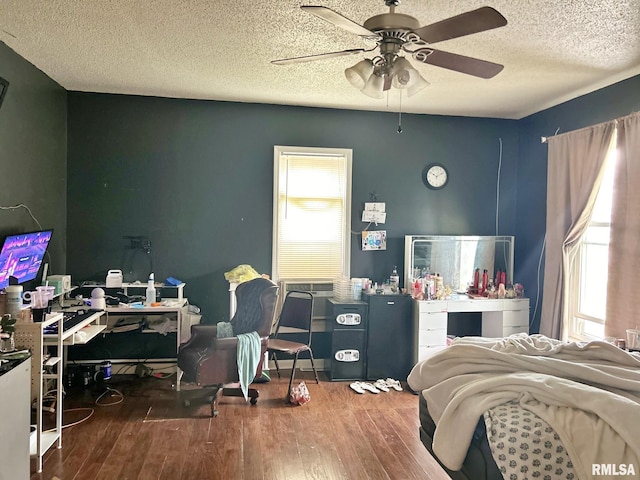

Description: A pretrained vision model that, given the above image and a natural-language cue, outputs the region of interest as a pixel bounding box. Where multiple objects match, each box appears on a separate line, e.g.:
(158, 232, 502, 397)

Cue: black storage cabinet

(328, 299, 367, 381)
(364, 293, 413, 381)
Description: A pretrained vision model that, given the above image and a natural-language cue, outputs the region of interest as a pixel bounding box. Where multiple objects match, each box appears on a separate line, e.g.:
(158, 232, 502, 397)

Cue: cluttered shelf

(43, 310, 107, 346)
(80, 281, 185, 301)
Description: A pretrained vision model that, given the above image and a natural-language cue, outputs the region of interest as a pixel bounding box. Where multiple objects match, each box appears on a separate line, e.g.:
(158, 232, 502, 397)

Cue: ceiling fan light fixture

(361, 72, 385, 99)
(406, 73, 430, 97)
(345, 59, 374, 89)
(391, 57, 415, 88)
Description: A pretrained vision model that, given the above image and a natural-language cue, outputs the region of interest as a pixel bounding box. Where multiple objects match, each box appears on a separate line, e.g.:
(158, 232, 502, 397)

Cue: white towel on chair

(236, 331, 261, 400)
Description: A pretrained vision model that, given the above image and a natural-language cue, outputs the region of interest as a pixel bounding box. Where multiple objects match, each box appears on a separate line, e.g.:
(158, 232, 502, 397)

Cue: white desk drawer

(418, 327, 447, 346)
(503, 325, 529, 336)
(418, 311, 448, 329)
(502, 299, 530, 311)
(416, 300, 447, 314)
(448, 299, 504, 312)
(502, 310, 529, 327)
(418, 345, 447, 362)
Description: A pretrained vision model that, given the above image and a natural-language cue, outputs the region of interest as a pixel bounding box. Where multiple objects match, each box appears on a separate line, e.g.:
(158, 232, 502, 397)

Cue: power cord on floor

(36, 387, 63, 413)
(41, 408, 95, 432)
(95, 386, 124, 406)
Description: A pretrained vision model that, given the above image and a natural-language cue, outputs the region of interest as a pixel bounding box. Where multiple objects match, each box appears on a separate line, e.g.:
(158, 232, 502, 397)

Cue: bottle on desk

(146, 273, 156, 306)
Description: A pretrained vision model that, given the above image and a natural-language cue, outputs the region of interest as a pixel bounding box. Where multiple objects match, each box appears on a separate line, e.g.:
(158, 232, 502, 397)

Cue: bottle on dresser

(390, 266, 400, 293)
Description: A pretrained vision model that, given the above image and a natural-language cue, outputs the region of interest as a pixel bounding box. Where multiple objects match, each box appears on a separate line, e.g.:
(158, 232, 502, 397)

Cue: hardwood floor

(31, 370, 450, 480)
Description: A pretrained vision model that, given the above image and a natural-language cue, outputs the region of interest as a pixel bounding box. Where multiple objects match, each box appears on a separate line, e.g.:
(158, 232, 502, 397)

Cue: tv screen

(0, 230, 53, 290)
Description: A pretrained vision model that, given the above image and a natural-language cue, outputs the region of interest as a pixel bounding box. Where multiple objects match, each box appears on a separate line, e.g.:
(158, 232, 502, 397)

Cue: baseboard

(266, 358, 327, 372)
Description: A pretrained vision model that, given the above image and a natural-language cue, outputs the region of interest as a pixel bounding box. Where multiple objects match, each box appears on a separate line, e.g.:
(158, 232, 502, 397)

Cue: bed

(407, 334, 640, 480)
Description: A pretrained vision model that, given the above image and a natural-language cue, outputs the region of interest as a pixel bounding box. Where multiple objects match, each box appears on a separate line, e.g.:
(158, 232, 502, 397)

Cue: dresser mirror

(404, 235, 514, 292)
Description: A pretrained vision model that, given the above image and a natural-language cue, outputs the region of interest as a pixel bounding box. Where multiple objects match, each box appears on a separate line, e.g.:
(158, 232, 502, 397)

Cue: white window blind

(272, 146, 352, 281)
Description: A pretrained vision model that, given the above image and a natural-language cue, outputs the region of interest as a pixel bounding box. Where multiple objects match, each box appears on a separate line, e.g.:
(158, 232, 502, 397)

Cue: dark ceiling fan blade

(272, 48, 366, 65)
(414, 6, 507, 44)
(413, 48, 504, 79)
(301, 6, 379, 37)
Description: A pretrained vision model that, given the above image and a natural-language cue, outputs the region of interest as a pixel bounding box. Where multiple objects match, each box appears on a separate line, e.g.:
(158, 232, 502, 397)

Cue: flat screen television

(0, 230, 53, 290)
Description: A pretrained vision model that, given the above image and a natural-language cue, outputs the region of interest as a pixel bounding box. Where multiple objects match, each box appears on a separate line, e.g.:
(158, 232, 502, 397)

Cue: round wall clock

(422, 163, 449, 190)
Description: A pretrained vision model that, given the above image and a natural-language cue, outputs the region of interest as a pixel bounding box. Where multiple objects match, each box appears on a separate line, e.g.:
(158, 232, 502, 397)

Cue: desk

(104, 299, 188, 390)
(413, 297, 529, 363)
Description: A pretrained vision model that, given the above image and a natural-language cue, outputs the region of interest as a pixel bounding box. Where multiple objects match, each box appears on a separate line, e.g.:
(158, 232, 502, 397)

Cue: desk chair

(267, 291, 319, 400)
(177, 277, 278, 416)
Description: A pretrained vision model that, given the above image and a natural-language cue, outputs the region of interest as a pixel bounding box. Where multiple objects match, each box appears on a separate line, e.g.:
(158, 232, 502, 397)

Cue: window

(568, 139, 617, 340)
(272, 146, 352, 282)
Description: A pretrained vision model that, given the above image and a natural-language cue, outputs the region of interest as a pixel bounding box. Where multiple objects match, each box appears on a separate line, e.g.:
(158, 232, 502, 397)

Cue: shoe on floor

(350, 382, 365, 394)
(385, 378, 403, 391)
(359, 382, 381, 394)
(374, 379, 390, 392)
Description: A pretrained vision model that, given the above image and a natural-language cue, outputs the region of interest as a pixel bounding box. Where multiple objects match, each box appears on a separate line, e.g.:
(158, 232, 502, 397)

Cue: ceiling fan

(272, 1, 507, 99)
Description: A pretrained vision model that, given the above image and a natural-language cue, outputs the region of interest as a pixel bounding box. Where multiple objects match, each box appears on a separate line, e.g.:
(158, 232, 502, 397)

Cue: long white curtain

(540, 122, 616, 339)
(606, 112, 640, 338)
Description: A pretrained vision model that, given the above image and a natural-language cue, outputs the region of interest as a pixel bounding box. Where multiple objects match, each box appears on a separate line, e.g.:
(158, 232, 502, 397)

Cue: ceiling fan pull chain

(397, 91, 403, 134)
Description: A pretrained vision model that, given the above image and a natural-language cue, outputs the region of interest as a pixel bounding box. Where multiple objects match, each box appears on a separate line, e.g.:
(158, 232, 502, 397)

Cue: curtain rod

(540, 110, 639, 144)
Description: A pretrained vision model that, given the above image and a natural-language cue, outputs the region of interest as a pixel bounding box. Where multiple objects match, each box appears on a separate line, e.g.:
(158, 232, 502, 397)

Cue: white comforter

(407, 334, 640, 479)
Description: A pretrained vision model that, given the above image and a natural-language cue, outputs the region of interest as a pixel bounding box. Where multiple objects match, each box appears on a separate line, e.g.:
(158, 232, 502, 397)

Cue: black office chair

(267, 290, 319, 400)
(176, 277, 279, 416)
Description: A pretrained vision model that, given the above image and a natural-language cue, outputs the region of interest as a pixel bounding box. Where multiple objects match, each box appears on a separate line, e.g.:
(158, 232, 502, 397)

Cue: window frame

(567, 143, 616, 341)
(271, 145, 352, 283)
(568, 226, 609, 340)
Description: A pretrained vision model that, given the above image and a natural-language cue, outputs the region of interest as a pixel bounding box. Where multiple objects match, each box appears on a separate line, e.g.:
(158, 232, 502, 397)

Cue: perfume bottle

(390, 266, 400, 290)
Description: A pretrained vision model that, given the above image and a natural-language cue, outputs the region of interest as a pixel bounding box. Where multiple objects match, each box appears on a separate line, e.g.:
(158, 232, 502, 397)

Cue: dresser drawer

(418, 345, 447, 362)
(416, 300, 447, 314)
(502, 310, 529, 327)
(418, 311, 448, 329)
(502, 325, 529, 336)
(448, 299, 505, 312)
(418, 327, 447, 347)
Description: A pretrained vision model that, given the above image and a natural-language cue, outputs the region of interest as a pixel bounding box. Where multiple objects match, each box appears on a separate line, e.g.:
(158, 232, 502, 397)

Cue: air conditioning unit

(276, 280, 333, 331)
(274, 280, 334, 372)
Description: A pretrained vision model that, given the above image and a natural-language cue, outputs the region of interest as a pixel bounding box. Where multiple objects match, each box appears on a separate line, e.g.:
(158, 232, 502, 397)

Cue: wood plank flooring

(31, 370, 450, 480)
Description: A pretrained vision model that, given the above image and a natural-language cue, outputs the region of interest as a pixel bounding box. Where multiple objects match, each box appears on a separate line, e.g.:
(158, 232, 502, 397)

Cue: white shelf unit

(14, 312, 64, 473)
(43, 310, 107, 346)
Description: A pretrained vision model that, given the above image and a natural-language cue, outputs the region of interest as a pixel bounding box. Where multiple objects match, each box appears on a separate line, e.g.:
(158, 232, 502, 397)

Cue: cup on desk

(23, 290, 49, 310)
(38, 285, 56, 302)
(32, 307, 48, 323)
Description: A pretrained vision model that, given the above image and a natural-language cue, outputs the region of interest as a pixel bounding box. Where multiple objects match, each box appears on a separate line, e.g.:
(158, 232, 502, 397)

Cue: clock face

(423, 164, 448, 189)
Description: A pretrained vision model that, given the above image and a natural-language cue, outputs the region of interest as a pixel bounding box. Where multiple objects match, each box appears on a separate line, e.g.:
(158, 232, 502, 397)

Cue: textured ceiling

(1, 0, 639, 119)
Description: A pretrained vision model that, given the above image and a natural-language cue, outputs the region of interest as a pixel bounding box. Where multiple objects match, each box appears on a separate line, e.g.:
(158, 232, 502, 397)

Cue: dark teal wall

(515, 75, 640, 333)
(67, 93, 519, 323)
(3, 37, 639, 333)
(0, 42, 67, 285)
